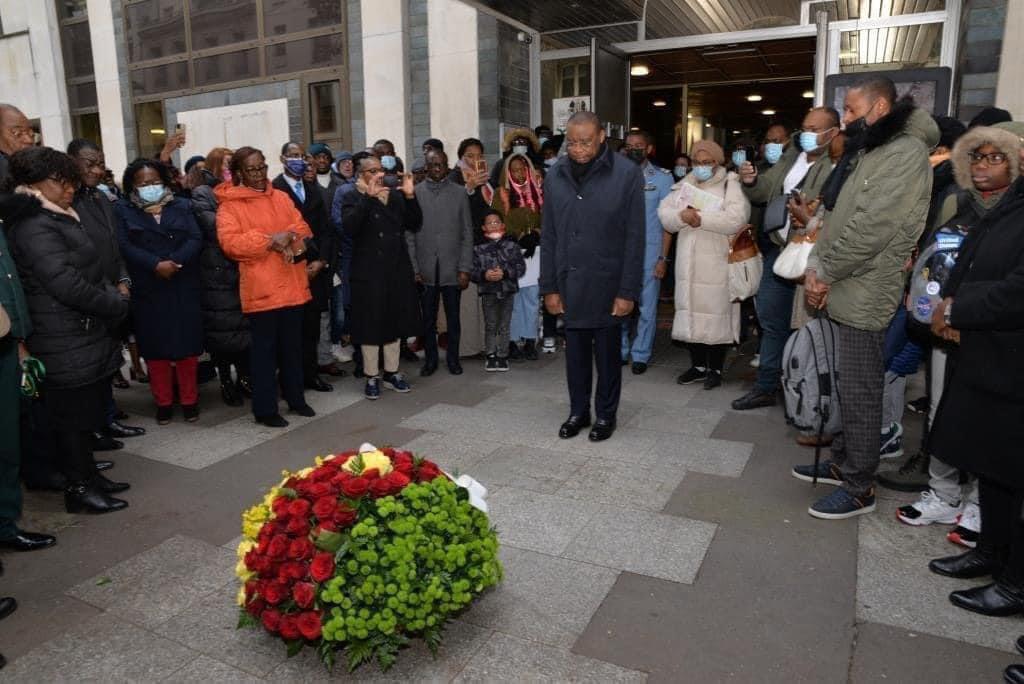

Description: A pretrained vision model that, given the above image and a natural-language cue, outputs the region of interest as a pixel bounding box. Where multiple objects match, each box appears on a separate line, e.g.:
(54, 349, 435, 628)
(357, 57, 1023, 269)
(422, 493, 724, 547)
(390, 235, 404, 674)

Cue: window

(72, 112, 102, 148)
(309, 80, 342, 140)
(135, 100, 167, 159)
(131, 61, 190, 95)
(189, 0, 258, 50)
(840, 24, 943, 73)
(266, 33, 343, 76)
(67, 82, 99, 110)
(558, 61, 590, 97)
(125, 0, 187, 62)
(194, 48, 260, 86)
(261, 0, 343, 37)
(61, 20, 95, 78)
(58, 0, 88, 20)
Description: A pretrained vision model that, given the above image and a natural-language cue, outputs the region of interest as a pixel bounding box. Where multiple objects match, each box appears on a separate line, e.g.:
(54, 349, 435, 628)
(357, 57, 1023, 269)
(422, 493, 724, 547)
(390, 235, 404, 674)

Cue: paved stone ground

(0, 336, 1019, 682)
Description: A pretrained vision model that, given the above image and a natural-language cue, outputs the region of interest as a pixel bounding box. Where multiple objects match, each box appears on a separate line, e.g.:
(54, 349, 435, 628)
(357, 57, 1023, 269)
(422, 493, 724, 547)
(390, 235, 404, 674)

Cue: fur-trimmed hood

(951, 125, 1022, 191)
(500, 128, 540, 153)
(862, 96, 939, 153)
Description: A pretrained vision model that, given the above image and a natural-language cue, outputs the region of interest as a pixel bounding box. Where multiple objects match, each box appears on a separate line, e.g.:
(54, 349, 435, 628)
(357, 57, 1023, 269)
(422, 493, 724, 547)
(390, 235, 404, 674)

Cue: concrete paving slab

(486, 488, 604, 556)
(624, 404, 725, 438)
(162, 655, 263, 683)
(460, 546, 619, 648)
(469, 445, 590, 495)
(454, 631, 647, 683)
(399, 432, 504, 475)
(67, 535, 235, 629)
(645, 432, 752, 477)
(557, 455, 689, 512)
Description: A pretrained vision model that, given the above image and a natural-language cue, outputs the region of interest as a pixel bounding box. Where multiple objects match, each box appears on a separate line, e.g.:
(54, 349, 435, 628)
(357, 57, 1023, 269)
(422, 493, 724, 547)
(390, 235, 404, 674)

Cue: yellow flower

(236, 539, 255, 560)
(236, 584, 247, 606)
(296, 466, 314, 478)
(342, 449, 393, 475)
(241, 503, 270, 540)
(235, 558, 254, 581)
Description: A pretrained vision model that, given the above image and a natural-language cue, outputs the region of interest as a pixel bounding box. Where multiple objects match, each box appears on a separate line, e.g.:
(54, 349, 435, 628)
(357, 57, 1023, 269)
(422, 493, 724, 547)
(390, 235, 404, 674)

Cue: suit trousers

(0, 340, 22, 538)
(978, 477, 1024, 584)
(564, 326, 622, 421)
(248, 305, 305, 418)
(422, 284, 461, 368)
(301, 301, 323, 383)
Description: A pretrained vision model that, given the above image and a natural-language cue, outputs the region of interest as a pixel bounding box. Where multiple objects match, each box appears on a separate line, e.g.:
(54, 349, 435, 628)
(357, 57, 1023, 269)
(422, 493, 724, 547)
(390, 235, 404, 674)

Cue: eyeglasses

(242, 164, 268, 175)
(565, 139, 596, 149)
(483, 219, 503, 226)
(968, 152, 1008, 165)
(7, 126, 33, 138)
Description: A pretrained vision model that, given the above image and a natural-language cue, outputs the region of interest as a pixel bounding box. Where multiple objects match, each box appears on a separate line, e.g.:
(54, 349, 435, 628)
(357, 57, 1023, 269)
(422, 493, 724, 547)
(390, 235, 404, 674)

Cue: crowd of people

(2, 71, 1024, 675)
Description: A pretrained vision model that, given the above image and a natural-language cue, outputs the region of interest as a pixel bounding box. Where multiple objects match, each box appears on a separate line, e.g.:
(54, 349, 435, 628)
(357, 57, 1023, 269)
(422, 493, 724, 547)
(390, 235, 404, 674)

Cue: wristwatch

(943, 300, 953, 327)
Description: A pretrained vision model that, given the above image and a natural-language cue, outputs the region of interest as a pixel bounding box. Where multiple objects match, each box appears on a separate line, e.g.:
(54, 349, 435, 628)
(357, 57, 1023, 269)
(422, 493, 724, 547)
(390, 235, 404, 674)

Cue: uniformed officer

(620, 130, 673, 374)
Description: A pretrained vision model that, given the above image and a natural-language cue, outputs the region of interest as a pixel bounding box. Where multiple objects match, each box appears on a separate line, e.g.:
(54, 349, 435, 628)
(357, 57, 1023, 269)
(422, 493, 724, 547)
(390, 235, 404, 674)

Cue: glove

(518, 231, 540, 259)
(20, 355, 46, 398)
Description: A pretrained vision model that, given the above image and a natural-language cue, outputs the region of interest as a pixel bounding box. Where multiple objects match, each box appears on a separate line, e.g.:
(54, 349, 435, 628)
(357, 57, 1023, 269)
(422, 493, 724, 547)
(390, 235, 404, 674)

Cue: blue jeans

(511, 285, 539, 341)
(754, 245, 795, 393)
(621, 270, 660, 364)
(330, 283, 346, 343)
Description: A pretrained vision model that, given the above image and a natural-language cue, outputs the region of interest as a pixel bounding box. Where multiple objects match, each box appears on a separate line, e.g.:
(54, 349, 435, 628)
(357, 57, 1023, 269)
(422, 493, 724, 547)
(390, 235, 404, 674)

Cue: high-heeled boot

(64, 482, 128, 514)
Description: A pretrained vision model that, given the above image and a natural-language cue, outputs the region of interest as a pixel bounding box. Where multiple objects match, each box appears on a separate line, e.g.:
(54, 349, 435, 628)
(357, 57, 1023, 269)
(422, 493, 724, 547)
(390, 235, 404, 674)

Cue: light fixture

(705, 123, 711, 128)
(761, 109, 776, 116)
(686, 113, 693, 119)
(150, 128, 166, 135)
(630, 64, 650, 77)
(652, 99, 667, 107)
(701, 47, 757, 57)
(746, 94, 763, 102)
(802, 90, 815, 99)
(733, 130, 741, 134)
(629, 126, 640, 131)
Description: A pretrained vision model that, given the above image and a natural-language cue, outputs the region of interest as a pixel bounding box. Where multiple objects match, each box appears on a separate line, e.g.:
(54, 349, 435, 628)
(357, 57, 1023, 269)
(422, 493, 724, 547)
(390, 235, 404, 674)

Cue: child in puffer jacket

(471, 211, 526, 372)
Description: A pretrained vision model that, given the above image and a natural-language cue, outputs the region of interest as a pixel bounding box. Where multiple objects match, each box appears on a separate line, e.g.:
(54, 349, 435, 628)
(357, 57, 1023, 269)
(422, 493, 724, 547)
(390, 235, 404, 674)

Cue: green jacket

(0, 227, 30, 339)
(807, 105, 939, 331)
(743, 141, 834, 242)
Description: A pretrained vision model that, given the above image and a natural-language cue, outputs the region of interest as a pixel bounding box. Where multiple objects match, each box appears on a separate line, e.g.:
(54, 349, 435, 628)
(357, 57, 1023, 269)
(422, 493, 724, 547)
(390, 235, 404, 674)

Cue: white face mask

(512, 145, 528, 156)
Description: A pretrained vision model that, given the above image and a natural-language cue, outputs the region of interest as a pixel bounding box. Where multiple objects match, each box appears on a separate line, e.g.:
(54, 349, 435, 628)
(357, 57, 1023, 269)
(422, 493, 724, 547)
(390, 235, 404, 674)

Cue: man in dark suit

(273, 142, 339, 392)
(539, 112, 645, 442)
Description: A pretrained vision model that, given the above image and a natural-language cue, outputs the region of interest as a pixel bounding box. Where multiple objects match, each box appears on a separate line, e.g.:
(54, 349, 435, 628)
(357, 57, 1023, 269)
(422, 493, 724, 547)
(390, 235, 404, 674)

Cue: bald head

(0, 104, 33, 156)
(565, 111, 606, 165)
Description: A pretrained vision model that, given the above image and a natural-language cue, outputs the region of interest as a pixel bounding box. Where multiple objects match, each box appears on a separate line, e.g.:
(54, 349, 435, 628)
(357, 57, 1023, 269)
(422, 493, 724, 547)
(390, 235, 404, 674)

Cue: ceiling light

(761, 109, 776, 116)
(686, 114, 693, 119)
(630, 64, 650, 77)
(705, 123, 711, 128)
(746, 94, 762, 102)
(701, 47, 757, 57)
(150, 128, 166, 135)
(652, 100, 667, 107)
(802, 90, 815, 99)
(733, 130, 741, 134)
(629, 126, 640, 131)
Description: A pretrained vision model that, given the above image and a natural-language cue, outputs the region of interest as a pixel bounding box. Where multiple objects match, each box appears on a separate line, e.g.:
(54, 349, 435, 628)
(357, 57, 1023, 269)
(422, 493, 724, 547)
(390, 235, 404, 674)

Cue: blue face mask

(764, 142, 784, 165)
(97, 183, 113, 197)
(692, 165, 714, 182)
(673, 165, 687, 179)
(381, 155, 397, 171)
(799, 131, 821, 153)
(137, 184, 165, 204)
(731, 151, 747, 168)
(284, 158, 308, 177)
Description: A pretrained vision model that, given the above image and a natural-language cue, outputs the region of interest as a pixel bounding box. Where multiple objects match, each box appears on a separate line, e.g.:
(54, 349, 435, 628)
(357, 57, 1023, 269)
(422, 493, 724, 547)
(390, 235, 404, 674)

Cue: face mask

(799, 131, 822, 152)
(221, 168, 233, 183)
(381, 155, 396, 171)
(692, 165, 714, 182)
(96, 183, 112, 197)
(538, 137, 549, 148)
(626, 148, 647, 164)
(484, 228, 505, 241)
(137, 184, 166, 204)
(764, 143, 784, 165)
(844, 117, 867, 139)
(284, 158, 307, 177)
(544, 158, 557, 168)
(673, 165, 687, 178)
(512, 145, 528, 156)
(731, 151, 747, 168)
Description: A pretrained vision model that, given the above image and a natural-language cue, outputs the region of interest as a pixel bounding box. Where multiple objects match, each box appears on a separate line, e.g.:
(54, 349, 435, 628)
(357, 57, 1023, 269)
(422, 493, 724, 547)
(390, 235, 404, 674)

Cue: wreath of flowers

(235, 444, 501, 672)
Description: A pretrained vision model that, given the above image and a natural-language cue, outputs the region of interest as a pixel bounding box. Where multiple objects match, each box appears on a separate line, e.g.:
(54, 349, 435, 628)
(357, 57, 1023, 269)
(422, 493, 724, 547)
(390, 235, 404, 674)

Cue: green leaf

(318, 640, 336, 672)
(95, 576, 112, 586)
(315, 529, 347, 553)
(277, 487, 298, 499)
(377, 648, 397, 671)
(423, 622, 446, 657)
(286, 639, 304, 658)
(345, 639, 374, 673)
(333, 540, 351, 562)
(236, 610, 260, 630)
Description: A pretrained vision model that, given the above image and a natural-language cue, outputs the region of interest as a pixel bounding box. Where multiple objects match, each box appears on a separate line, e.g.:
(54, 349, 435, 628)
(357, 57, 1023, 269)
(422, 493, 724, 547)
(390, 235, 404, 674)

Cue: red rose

(297, 611, 322, 640)
(338, 449, 358, 459)
(368, 477, 391, 498)
(416, 461, 442, 482)
(340, 476, 370, 499)
(332, 506, 357, 528)
(306, 482, 331, 499)
(278, 614, 301, 640)
(285, 516, 310, 537)
(245, 596, 265, 617)
(362, 467, 380, 480)
(266, 534, 289, 560)
(312, 496, 337, 520)
(392, 452, 414, 475)
(382, 447, 396, 457)
(261, 608, 282, 632)
(312, 465, 336, 482)
(314, 521, 338, 535)
(287, 498, 312, 519)
(280, 560, 307, 580)
(271, 496, 292, 518)
(262, 582, 286, 605)
(288, 537, 315, 561)
(310, 552, 335, 582)
(385, 470, 411, 494)
(292, 581, 316, 609)
(244, 549, 261, 570)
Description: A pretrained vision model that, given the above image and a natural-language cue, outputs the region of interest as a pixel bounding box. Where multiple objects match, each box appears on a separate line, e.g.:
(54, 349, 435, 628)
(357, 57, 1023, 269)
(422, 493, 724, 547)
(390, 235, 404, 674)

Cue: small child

(471, 211, 526, 371)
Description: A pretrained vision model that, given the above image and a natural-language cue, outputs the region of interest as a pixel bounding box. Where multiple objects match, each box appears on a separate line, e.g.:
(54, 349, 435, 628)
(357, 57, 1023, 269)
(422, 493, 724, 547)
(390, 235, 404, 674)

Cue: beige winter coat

(658, 167, 751, 344)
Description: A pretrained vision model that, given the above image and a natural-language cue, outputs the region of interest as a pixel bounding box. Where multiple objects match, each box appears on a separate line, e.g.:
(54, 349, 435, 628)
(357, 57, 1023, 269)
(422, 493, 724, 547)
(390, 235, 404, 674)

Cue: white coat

(658, 167, 750, 345)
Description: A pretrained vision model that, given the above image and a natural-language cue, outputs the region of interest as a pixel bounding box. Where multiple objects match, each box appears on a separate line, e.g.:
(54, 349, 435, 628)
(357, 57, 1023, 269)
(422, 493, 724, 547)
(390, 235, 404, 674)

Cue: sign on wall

(552, 96, 591, 134)
(174, 98, 291, 179)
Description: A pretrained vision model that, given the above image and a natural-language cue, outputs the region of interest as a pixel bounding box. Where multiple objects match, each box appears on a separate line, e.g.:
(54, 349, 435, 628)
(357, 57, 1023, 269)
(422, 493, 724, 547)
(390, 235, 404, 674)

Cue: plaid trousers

(831, 323, 886, 495)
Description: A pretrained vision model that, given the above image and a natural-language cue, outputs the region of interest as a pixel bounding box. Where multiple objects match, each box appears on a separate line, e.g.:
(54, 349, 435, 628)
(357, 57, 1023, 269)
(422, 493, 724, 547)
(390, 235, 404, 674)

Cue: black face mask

(845, 117, 868, 140)
(625, 148, 647, 164)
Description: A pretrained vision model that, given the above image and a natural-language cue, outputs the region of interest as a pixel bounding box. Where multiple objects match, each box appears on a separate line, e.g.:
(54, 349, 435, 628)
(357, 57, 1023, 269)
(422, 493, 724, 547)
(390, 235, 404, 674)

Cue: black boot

(929, 547, 1002, 579)
(93, 472, 130, 494)
(236, 375, 253, 398)
(508, 341, 523, 360)
(950, 580, 1024, 617)
(523, 339, 539, 361)
(221, 378, 243, 407)
(64, 482, 128, 514)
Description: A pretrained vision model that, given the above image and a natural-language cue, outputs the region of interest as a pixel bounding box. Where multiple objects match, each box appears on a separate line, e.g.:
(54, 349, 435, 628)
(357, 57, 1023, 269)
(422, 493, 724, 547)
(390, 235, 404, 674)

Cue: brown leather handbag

(727, 225, 763, 301)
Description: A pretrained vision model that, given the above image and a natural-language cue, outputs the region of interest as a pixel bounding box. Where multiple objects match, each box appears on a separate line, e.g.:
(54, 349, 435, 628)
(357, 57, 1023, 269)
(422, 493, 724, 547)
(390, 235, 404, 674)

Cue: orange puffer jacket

(215, 183, 313, 314)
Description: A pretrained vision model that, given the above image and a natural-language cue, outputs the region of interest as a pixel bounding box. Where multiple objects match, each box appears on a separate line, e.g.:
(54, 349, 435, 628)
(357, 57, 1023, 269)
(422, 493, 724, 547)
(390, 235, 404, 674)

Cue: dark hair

(122, 158, 175, 195)
(351, 150, 378, 173)
(626, 129, 652, 146)
(280, 141, 303, 156)
(851, 75, 898, 106)
(481, 209, 503, 225)
(372, 139, 393, 149)
(968, 106, 1012, 129)
(229, 146, 263, 185)
(676, 153, 691, 164)
(933, 115, 967, 149)
(183, 154, 205, 173)
(66, 138, 100, 158)
(812, 106, 841, 129)
(457, 138, 484, 159)
(423, 138, 444, 151)
(5, 146, 81, 192)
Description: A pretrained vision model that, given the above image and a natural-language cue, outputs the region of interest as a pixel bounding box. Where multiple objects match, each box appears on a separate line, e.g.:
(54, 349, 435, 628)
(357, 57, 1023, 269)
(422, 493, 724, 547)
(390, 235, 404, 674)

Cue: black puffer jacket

(192, 179, 250, 355)
(1, 192, 127, 388)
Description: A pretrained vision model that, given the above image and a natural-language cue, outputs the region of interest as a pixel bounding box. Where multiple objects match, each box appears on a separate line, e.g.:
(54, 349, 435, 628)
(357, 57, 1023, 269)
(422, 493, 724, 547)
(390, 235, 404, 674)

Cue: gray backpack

(782, 316, 842, 437)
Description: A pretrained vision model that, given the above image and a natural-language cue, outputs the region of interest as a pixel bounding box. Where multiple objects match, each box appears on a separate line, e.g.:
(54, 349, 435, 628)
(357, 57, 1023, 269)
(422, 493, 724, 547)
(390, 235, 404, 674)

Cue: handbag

(774, 209, 823, 280)
(727, 225, 762, 301)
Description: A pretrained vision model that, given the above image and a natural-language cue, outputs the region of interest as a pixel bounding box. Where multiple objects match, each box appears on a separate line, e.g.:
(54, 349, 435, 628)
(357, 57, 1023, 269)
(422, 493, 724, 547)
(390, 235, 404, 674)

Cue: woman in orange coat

(216, 146, 315, 427)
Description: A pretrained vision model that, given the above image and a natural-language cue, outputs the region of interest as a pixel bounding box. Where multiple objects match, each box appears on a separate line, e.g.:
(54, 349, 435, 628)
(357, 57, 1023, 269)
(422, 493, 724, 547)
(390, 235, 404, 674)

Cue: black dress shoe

(950, 581, 1024, 617)
(0, 531, 56, 552)
(91, 433, 124, 452)
(318, 363, 347, 377)
(420, 362, 437, 377)
(93, 472, 130, 494)
(237, 376, 253, 398)
(731, 388, 777, 411)
(929, 548, 1000, 579)
(558, 415, 591, 439)
(306, 377, 334, 392)
(631, 362, 648, 375)
(588, 418, 616, 442)
(64, 482, 128, 514)
(448, 363, 463, 375)
(1005, 664, 1024, 684)
(1016, 635, 1024, 657)
(255, 413, 289, 428)
(105, 421, 146, 438)
(0, 597, 16, 620)
(220, 379, 243, 407)
(290, 404, 316, 418)
(24, 472, 69, 492)
(114, 410, 130, 421)
(95, 460, 113, 471)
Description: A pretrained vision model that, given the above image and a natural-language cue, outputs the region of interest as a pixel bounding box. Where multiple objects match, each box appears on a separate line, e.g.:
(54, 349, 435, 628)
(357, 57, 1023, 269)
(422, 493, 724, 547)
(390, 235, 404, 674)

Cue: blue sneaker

(808, 487, 876, 520)
(364, 377, 380, 401)
(880, 422, 904, 460)
(382, 372, 411, 393)
(791, 460, 844, 486)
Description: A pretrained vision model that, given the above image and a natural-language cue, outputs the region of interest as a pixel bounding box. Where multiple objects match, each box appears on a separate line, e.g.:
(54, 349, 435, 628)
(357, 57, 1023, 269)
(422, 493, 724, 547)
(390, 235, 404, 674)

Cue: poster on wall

(553, 96, 591, 133)
(824, 67, 952, 116)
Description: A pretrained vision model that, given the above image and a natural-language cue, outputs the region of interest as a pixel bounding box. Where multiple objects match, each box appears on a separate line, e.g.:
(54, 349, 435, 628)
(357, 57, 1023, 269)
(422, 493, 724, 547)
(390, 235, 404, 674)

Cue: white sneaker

(749, 354, 760, 368)
(331, 343, 353, 363)
(542, 337, 556, 354)
(948, 502, 980, 548)
(896, 490, 962, 526)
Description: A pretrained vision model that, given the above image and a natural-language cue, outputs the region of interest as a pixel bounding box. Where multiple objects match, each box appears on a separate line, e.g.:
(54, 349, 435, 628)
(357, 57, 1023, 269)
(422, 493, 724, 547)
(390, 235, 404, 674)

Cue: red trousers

(146, 357, 199, 407)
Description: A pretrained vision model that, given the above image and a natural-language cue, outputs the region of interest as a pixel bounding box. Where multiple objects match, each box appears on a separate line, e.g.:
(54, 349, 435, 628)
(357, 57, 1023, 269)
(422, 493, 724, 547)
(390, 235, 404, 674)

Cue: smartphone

(175, 122, 186, 137)
(790, 189, 802, 201)
(475, 159, 487, 173)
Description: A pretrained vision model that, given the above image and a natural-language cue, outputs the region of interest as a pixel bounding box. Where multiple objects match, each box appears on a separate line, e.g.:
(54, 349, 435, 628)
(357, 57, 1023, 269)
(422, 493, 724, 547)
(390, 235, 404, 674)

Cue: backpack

(782, 316, 842, 436)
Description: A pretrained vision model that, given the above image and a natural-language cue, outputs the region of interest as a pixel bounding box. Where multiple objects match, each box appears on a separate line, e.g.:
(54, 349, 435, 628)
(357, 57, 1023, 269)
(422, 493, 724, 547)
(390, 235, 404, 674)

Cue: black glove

(518, 231, 539, 259)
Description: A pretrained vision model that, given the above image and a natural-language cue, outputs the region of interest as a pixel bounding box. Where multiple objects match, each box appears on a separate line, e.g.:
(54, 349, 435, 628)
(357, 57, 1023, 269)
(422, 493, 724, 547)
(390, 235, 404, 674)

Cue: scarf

(14, 185, 80, 221)
(130, 187, 174, 214)
(500, 155, 543, 213)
